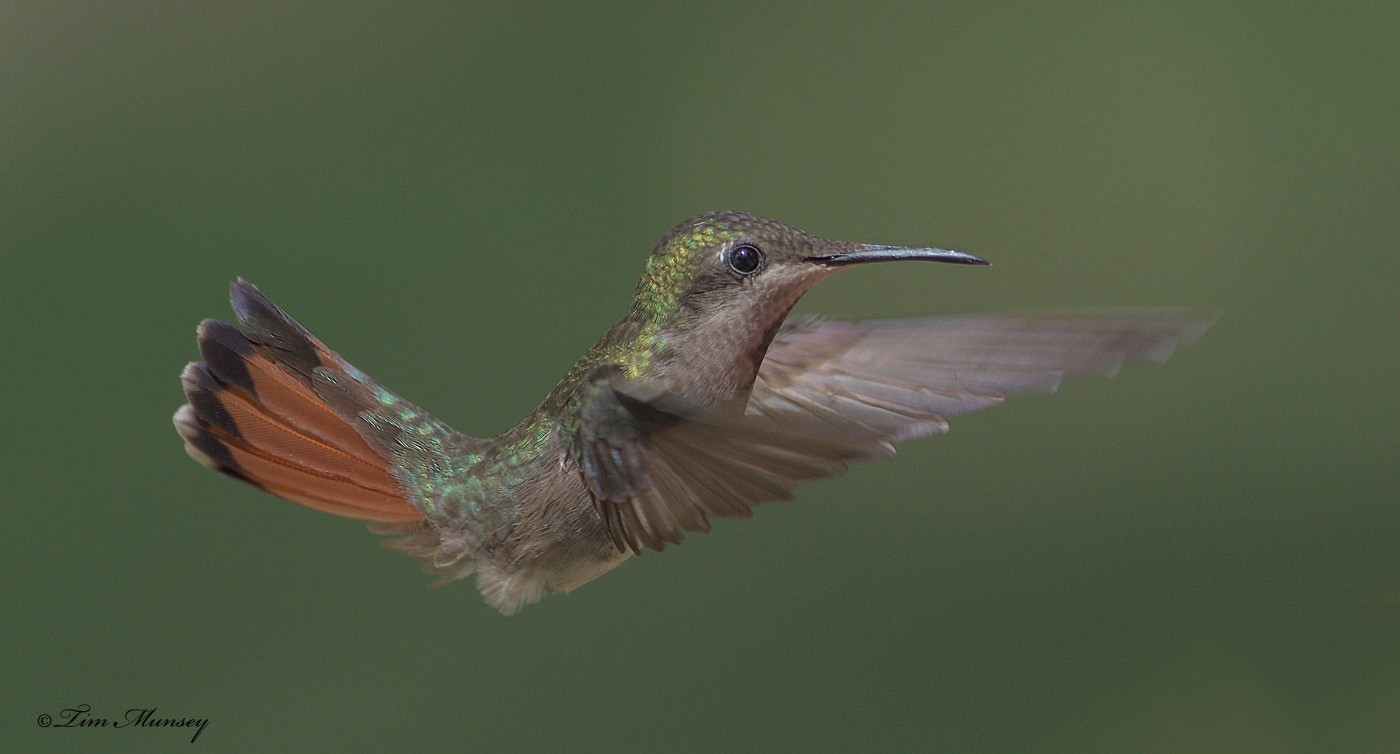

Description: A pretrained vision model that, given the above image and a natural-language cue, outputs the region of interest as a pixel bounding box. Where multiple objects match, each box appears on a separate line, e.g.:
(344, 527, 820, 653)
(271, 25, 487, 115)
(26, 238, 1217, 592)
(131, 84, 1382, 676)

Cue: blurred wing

(575, 369, 891, 554)
(578, 311, 1212, 554)
(748, 311, 1213, 441)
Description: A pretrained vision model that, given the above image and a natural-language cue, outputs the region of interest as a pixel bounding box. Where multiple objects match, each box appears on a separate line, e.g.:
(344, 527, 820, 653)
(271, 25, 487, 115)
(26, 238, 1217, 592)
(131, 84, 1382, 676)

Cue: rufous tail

(173, 279, 423, 523)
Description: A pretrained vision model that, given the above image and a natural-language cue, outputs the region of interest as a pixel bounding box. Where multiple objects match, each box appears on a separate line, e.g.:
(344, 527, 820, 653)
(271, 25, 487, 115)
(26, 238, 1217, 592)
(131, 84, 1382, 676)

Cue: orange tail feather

(174, 289, 422, 524)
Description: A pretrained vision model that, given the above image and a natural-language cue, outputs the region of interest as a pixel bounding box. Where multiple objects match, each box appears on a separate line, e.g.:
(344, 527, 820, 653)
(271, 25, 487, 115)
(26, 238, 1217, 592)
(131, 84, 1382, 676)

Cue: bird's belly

(476, 479, 629, 613)
(549, 548, 631, 593)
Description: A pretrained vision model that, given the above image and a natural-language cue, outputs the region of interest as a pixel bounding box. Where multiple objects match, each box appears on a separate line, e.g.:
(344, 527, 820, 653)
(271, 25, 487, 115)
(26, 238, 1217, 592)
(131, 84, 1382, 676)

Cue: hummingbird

(174, 211, 1209, 614)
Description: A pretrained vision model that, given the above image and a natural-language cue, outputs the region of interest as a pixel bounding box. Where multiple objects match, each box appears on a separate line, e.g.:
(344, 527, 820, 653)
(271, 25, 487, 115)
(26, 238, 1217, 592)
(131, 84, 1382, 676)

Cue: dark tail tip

(227, 278, 323, 377)
(172, 402, 263, 489)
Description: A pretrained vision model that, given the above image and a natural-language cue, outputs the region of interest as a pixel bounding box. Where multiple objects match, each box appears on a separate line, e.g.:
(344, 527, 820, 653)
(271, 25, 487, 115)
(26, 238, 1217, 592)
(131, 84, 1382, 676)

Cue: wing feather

(576, 311, 1212, 553)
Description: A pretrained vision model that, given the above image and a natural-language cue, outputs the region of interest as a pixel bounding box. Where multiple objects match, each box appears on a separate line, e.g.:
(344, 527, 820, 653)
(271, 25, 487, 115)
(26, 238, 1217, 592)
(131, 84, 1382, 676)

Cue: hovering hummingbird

(174, 211, 1208, 614)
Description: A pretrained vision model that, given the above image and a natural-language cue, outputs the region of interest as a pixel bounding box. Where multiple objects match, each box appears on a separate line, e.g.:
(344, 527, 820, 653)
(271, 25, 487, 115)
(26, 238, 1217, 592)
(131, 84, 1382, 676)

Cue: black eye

(726, 243, 765, 276)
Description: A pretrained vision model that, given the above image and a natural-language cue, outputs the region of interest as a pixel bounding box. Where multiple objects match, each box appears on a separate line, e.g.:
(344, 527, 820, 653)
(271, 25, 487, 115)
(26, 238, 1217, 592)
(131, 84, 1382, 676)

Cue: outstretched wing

(573, 368, 890, 554)
(576, 311, 1211, 554)
(747, 311, 1213, 441)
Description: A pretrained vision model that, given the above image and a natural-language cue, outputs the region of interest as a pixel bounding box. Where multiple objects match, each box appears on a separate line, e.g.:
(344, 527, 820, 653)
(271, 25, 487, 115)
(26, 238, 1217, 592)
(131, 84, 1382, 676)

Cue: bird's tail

(173, 279, 423, 523)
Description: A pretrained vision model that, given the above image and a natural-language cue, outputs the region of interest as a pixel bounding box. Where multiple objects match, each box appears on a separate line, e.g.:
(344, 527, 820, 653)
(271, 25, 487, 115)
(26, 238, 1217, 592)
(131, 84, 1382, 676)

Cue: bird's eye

(726, 243, 765, 276)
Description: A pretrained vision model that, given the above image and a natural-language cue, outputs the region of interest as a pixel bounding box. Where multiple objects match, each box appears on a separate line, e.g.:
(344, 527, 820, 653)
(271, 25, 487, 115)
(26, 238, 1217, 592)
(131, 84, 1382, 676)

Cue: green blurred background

(4, 2, 1397, 752)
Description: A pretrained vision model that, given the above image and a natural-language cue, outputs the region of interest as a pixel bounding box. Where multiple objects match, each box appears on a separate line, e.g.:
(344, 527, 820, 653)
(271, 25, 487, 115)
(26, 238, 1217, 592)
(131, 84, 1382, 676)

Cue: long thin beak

(813, 244, 989, 267)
